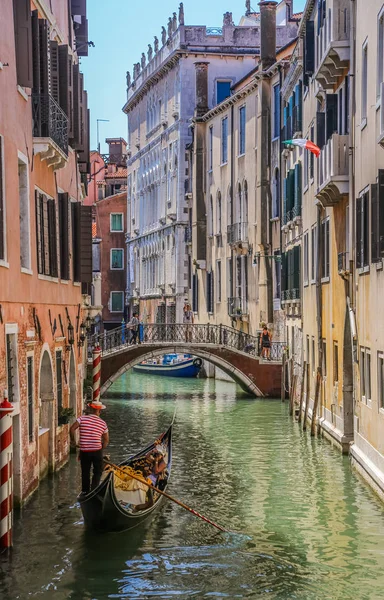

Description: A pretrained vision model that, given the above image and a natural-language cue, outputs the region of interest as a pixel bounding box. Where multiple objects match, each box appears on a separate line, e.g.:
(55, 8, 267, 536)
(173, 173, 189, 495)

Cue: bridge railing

(89, 323, 285, 362)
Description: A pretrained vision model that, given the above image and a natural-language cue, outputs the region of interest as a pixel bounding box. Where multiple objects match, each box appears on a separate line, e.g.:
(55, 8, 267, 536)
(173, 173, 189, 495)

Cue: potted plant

(58, 406, 75, 426)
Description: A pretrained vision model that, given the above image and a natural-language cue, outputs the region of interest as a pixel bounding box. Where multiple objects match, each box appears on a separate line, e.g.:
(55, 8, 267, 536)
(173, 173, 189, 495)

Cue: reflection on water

(1, 370, 384, 599)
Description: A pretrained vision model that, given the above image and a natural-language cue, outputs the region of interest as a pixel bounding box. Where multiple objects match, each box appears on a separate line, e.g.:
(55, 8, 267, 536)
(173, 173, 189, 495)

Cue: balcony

(314, 1, 350, 89)
(227, 297, 248, 318)
(32, 94, 68, 170)
(282, 288, 300, 302)
(227, 222, 248, 245)
(316, 134, 349, 206)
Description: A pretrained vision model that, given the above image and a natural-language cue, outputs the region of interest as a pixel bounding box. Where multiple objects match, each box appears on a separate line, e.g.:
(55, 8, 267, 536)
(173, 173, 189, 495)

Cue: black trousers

(80, 449, 103, 493)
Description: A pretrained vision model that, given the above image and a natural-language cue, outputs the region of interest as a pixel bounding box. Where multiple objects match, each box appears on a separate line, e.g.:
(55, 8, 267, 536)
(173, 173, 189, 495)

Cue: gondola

(78, 424, 173, 532)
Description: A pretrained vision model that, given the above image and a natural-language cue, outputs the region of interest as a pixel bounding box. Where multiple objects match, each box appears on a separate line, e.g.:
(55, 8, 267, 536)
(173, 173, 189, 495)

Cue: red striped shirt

(77, 415, 108, 451)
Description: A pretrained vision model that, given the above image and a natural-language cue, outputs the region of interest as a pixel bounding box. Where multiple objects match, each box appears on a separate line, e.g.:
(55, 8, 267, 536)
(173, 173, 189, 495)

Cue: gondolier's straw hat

(89, 400, 106, 410)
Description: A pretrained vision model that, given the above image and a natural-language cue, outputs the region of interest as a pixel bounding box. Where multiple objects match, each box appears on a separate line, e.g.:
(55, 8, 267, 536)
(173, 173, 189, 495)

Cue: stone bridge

(91, 324, 284, 398)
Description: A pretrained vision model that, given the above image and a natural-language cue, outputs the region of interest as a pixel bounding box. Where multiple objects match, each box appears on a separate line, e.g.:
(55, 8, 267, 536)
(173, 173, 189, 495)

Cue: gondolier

(70, 400, 109, 495)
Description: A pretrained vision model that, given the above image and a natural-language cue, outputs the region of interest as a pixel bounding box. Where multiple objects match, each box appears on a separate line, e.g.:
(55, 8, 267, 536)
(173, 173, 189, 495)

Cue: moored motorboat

(133, 353, 202, 377)
(78, 425, 172, 532)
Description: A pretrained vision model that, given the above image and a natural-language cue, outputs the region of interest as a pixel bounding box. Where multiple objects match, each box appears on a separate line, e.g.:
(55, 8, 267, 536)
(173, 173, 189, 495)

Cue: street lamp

(97, 119, 109, 154)
(66, 322, 75, 351)
(78, 322, 87, 347)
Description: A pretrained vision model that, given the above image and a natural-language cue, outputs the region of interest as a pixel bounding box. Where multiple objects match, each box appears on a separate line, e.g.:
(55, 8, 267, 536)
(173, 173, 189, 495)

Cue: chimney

(259, 1, 277, 71)
(194, 62, 209, 118)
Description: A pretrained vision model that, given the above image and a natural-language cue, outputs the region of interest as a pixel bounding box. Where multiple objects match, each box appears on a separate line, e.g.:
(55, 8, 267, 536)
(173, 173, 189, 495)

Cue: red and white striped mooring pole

(92, 345, 102, 404)
(0, 390, 14, 550)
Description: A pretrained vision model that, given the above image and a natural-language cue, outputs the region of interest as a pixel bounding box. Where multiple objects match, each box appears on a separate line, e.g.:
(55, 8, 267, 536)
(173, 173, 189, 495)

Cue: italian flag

(283, 138, 321, 158)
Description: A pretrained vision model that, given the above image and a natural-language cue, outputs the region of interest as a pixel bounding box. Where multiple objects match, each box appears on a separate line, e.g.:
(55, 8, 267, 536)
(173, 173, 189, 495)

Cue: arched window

(237, 183, 242, 223)
(227, 186, 232, 227)
(243, 180, 248, 223)
(272, 168, 280, 219)
(208, 195, 214, 236)
(216, 192, 222, 234)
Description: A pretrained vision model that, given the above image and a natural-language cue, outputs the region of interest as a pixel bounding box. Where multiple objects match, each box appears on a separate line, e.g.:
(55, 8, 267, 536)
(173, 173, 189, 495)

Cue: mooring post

(0, 390, 14, 550)
(303, 362, 310, 431)
(298, 361, 306, 424)
(281, 351, 286, 402)
(92, 345, 102, 404)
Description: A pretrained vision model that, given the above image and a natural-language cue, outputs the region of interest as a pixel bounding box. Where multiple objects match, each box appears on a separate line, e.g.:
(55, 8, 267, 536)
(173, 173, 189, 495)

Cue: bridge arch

(99, 344, 267, 397)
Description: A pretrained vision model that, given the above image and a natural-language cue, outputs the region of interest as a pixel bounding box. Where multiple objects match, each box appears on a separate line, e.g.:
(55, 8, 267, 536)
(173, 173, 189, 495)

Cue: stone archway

(39, 349, 54, 478)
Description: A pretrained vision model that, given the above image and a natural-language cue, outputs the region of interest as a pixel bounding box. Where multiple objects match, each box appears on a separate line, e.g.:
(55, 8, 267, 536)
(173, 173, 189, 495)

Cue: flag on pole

(283, 138, 321, 157)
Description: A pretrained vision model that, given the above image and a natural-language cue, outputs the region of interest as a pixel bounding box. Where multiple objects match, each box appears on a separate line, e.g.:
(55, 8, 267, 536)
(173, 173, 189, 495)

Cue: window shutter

(206, 272, 211, 313)
(35, 190, 43, 274)
(281, 252, 287, 294)
(47, 199, 58, 277)
(31, 10, 40, 94)
(371, 183, 379, 263)
(304, 20, 315, 75)
(379, 170, 384, 256)
(294, 245, 301, 292)
(59, 45, 74, 136)
(39, 19, 50, 95)
(72, 64, 82, 148)
(294, 162, 302, 217)
(192, 273, 199, 312)
(42, 195, 50, 276)
(71, 202, 80, 281)
(316, 112, 326, 149)
(283, 176, 288, 222)
(326, 94, 338, 141)
(71, 0, 86, 16)
(356, 197, 362, 268)
(80, 205, 92, 283)
(49, 41, 60, 104)
(13, 0, 33, 88)
(0, 138, 3, 261)
(59, 193, 70, 280)
(78, 97, 90, 173)
(288, 169, 295, 213)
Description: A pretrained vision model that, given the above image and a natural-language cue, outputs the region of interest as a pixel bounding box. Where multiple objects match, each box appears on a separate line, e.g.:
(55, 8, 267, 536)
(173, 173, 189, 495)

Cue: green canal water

(2, 372, 384, 599)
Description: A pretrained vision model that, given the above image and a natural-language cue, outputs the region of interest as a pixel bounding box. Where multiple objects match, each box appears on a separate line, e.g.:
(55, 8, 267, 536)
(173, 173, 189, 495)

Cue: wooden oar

(104, 459, 229, 533)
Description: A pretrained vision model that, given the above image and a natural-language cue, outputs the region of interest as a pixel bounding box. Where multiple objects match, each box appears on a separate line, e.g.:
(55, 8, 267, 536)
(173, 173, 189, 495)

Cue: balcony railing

(315, 1, 350, 89)
(227, 297, 248, 317)
(32, 94, 68, 156)
(338, 251, 349, 273)
(317, 134, 349, 206)
(227, 222, 248, 245)
(206, 27, 223, 35)
(282, 288, 300, 301)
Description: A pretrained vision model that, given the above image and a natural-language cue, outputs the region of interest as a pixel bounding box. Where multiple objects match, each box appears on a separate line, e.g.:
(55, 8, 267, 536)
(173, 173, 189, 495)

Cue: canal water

(2, 372, 384, 599)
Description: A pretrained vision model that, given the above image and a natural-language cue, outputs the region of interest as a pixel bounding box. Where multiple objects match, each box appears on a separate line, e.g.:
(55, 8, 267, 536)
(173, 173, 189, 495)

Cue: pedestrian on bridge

(183, 301, 194, 342)
(129, 312, 140, 345)
(70, 400, 109, 495)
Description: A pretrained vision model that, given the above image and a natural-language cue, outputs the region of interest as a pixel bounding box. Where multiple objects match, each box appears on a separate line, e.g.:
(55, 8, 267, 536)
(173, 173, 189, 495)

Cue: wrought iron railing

(283, 210, 293, 226)
(89, 323, 285, 362)
(227, 297, 248, 317)
(227, 222, 248, 244)
(32, 93, 68, 156)
(100, 153, 127, 166)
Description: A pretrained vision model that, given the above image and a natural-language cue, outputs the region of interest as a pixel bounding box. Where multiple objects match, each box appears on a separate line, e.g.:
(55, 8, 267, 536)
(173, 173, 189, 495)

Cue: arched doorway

(69, 348, 77, 420)
(39, 350, 54, 478)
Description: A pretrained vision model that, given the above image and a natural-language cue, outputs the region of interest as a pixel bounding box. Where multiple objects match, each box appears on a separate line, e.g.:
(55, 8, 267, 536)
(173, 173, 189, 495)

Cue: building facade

(124, 2, 298, 326)
(190, 2, 299, 341)
(0, 0, 91, 504)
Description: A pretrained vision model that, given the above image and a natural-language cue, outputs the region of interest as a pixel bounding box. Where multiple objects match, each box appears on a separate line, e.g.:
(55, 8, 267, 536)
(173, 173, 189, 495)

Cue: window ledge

(321, 276, 330, 284)
(61, 280, 69, 285)
(310, 279, 316, 285)
(357, 266, 370, 275)
(220, 162, 228, 167)
(237, 153, 245, 158)
(17, 85, 28, 101)
(379, 408, 384, 417)
(303, 280, 309, 287)
(375, 260, 383, 271)
(270, 217, 280, 223)
(38, 274, 58, 283)
(208, 169, 213, 174)
(110, 229, 124, 233)
(303, 185, 309, 194)
(361, 118, 367, 131)
(110, 268, 125, 271)
(21, 267, 33, 276)
(73, 281, 81, 287)
(0, 260, 9, 269)
(376, 98, 381, 111)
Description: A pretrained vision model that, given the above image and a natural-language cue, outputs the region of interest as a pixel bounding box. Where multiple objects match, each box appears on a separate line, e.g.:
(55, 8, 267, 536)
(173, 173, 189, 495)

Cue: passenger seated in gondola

(146, 448, 167, 487)
(132, 463, 154, 512)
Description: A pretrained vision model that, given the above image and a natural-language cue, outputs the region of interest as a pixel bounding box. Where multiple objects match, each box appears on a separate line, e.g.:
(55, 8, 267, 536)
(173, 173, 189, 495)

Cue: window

(216, 80, 231, 104)
(272, 168, 280, 218)
(110, 291, 124, 312)
(378, 11, 384, 99)
(6, 333, 18, 402)
(206, 270, 214, 313)
(208, 126, 213, 171)
(27, 356, 34, 442)
(366, 351, 372, 402)
(239, 106, 246, 155)
(311, 224, 317, 282)
(322, 340, 327, 377)
(309, 125, 315, 180)
(221, 117, 228, 164)
(360, 347, 366, 398)
(208, 195, 214, 237)
(18, 156, 31, 271)
(58, 193, 70, 280)
(274, 250, 281, 299)
(312, 336, 316, 372)
(360, 346, 371, 403)
(216, 192, 222, 234)
(303, 145, 309, 189)
(111, 213, 123, 232)
(216, 260, 222, 302)
(304, 231, 309, 285)
(362, 41, 368, 123)
(333, 343, 339, 384)
(306, 335, 310, 368)
(56, 351, 63, 425)
(378, 353, 384, 409)
(273, 84, 280, 138)
(0, 135, 5, 262)
(13, 0, 33, 87)
(111, 248, 124, 270)
(321, 218, 330, 280)
(192, 273, 199, 312)
(356, 189, 369, 268)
